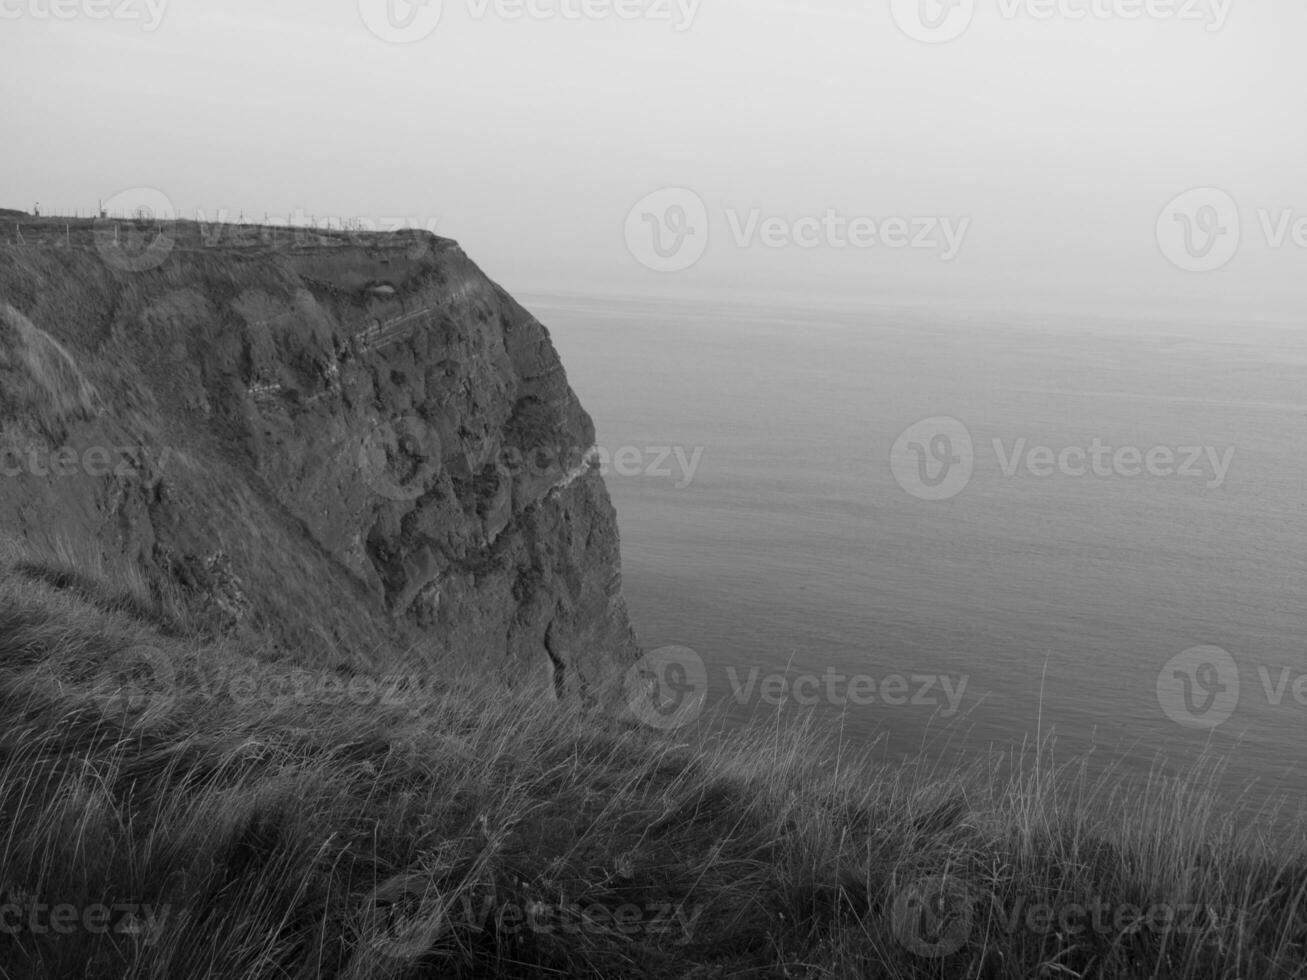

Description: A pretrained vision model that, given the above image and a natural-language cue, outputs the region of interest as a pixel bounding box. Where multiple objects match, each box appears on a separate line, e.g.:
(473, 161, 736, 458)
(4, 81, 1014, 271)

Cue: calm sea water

(532, 292, 1307, 818)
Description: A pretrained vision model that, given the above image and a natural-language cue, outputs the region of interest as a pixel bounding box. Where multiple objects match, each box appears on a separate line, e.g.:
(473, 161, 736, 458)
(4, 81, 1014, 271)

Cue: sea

(530, 291, 1307, 825)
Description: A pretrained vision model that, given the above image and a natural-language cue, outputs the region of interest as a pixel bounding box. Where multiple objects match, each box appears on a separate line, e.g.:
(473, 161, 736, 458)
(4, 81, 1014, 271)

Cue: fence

(19, 206, 383, 229)
(5, 210, 437, 253)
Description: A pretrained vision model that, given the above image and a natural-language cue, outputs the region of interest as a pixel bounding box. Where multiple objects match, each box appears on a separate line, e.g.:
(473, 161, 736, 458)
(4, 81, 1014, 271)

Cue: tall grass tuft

(0, 539, 1304, 978)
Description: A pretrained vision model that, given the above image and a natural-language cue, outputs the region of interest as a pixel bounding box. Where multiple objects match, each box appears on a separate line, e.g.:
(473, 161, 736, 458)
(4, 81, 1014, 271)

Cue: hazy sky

(3, 0, 1305, 317)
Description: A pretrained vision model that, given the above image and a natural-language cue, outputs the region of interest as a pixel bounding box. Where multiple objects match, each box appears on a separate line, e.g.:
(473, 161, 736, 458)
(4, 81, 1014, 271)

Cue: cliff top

(4, 213, 455, 257)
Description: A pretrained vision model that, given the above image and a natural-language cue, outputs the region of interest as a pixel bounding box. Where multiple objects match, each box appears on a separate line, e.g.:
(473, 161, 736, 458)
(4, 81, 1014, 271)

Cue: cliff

(0, 216, 639, 699)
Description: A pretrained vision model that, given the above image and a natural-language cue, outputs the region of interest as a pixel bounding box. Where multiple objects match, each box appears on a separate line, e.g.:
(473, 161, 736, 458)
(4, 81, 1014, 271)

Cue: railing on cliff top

(4, 208, 441, 253)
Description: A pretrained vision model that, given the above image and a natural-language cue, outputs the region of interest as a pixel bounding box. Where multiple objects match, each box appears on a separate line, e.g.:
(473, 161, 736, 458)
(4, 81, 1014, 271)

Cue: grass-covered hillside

(1, 534, 1306, 980)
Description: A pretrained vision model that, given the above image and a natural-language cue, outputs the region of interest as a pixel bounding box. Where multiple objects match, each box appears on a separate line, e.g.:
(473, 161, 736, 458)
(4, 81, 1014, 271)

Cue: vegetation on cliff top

(0, 534, 1305, 980)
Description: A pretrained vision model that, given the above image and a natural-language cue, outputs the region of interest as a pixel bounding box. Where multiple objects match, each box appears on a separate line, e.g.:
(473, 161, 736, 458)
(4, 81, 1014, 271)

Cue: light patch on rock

(552, 447, 600, 492)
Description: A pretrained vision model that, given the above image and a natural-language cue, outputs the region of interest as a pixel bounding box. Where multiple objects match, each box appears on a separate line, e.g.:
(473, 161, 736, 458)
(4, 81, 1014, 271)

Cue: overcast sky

(3, 0, 1304, 317)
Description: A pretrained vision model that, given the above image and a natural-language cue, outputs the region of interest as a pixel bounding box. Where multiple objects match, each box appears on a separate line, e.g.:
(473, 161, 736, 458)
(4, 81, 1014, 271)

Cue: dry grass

(0, 304, 100, 438)
(0, 538, 1305, 979)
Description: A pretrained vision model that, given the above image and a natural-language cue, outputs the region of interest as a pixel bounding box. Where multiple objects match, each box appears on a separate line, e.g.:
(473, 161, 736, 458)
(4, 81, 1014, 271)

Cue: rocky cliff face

(0, 218, 639, 699)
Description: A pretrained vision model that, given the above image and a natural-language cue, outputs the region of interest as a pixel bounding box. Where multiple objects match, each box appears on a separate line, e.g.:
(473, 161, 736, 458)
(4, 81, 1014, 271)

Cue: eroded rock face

(0, 224, 639, 699)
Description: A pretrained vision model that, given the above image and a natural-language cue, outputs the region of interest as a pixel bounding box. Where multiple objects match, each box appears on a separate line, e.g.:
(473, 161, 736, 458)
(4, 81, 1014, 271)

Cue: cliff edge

(0, 216, 639, 699)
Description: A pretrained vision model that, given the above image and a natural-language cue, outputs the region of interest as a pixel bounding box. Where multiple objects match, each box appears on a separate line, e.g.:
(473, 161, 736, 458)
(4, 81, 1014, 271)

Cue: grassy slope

(2, 226, 1306, 977)
(0, 538, 1306, 980)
